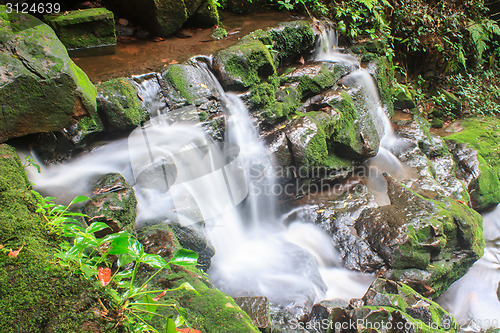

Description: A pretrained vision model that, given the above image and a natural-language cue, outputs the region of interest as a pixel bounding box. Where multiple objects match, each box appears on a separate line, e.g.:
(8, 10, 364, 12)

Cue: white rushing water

(26, 50, 374, 317)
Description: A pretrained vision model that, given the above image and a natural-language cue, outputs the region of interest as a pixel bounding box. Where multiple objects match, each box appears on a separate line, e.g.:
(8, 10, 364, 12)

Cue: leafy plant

(56, 222, 199, 332)
(31, 190, 89, 236)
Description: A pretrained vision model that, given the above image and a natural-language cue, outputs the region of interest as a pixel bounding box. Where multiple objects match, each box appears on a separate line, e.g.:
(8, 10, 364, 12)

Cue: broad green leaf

(86, 222, 111, 234)
(141, 253, 168, 269)
(142, 294, 157, 321)
(169, 249, 198, 266)
(113, 270, 133, 281)
(178, 282, 200, 295)
(165, 318, 177, 333)
(69, 195, 90, 205)
(117, 254, 135, 268)
(108, 232, 142, 258)
(99, 232, 124, 245)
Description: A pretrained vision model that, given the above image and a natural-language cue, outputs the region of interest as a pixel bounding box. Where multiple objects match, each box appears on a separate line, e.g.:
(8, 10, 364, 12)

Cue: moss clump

(267, 21, 315, 64)
(431, 117, 444, 128)
(374, 56, 395, 115)
(213, 36, 277, 90)
(211, 26, 227, 40)
(297, 63, 350, 99)
(0, 144, 111, 333)
(45, 8, 116, 50)
(97, 77, 146, 132)
(444, 117, 500, 210)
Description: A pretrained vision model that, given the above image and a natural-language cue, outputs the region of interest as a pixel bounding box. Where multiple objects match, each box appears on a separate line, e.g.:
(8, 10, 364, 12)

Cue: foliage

(33, 191, 200, 332)
(449, 71, 500, 116)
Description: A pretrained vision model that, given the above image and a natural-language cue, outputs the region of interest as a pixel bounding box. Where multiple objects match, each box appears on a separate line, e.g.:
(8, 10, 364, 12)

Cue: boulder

(96, 77, 147, 132)
(234, 296, 270, 329)
(137, 224, 260, 332)
(82, 173, 138, 231)
(103, 0, 211, 36)
(44, 8, 117, 56)
(325, 278, 457, 333)
(266, 21, 316, 64)
(0, 8, 97, 142)
(0, 144, 108, 332)
(444, 117, 500, 211)
(212, 35, 277, 90)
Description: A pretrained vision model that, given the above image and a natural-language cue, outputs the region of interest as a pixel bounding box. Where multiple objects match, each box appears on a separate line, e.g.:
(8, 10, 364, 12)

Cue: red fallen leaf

(177, 329, 202, 333)
(97, 267, 111, 287)
(298, 56, 305, 65)
(153, 290, 167, 301)
(457, 200, 468, 205)
(169, 60, 179, 64)
(8, 245, 24, 258)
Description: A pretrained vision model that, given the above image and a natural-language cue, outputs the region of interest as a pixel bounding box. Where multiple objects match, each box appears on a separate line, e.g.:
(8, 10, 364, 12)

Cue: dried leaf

(97, 267, 111, 287)
(298, 56, 305, 65)
(169, 60, 179, 64)
(177, 329, 202, 333)
(8, 245, 24, 258)
(153, 290, 167, 301)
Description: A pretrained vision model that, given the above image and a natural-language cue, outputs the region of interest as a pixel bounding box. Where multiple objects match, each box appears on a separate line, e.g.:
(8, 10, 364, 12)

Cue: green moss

(214, 36, 277, 89)
(444, 117, 500, 210)
(431, 117, 444, 128)
(45, 8, 116, 50)
(297, 63, 350, 100)
(211, 26, 227, 40)
(304, 126, 328, 167)
(97, 77, 145, 131)
(375, 56, 395, 115)
(0, 144, 111, 333)
(267, 21, 315, 63)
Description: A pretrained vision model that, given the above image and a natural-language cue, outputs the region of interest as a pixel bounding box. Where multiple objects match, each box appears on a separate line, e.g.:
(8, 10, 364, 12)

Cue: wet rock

(356, 175, 484, 297)
(96, 77, 147, 132)
(0, 9, 96, 142)
(268, 303, 311, 333)
(189, 0, 220, 26)
(104, 0, 208, 37)
(267, 129, 293, 168)
(282, 62, 351, 100)
(498, 281, 500, 302)
(444, 117, 500, 211)
(393, 86, 416, 110)
(307, 299, 349, 333)
(213, 35, 277, 90)
(136, 224, 260, 332)
(169, 222, 215, 271)
(234, 296, 270, 329)
(161, 63, 222, 107)
(82, 173, 138, 231)
(45, 8, 116, 56)
(327, 278, 457, 333)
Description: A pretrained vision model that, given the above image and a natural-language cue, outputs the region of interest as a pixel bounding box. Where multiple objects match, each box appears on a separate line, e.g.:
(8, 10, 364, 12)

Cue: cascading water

(26, 51, 374, 319)
(313, 25, 407, 206)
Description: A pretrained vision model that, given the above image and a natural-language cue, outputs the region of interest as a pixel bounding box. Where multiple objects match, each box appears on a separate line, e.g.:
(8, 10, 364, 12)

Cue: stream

(23, 23, 500, 332)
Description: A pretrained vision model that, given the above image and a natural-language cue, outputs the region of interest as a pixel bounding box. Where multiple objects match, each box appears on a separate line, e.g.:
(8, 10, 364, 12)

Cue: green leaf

(86, 222, 111, 234)
(108, 232, 143, 258)
(117, 254, 135, 268)
(81, 265, 98, 279)
(178, 282, 200, 295)
(69, 195, 90, 205)
(142, 294, 157, 321)
(169, 249, 198, 266)
(165, 318, 177, 333)
(141, 254, 168, 269)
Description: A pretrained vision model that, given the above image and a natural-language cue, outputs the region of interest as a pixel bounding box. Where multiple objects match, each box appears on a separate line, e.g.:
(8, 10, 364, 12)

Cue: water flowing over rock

(0, 8, 97, 142)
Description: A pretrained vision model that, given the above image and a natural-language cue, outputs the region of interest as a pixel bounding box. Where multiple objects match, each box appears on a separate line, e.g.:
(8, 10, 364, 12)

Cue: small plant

(31, 190, 89, 236)
(32, 191, 199, 332)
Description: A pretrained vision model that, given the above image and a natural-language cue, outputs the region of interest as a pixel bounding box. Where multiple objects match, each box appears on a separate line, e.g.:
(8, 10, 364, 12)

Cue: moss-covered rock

(45, 8, 116, 56)
(292, 62, 351, 99)
(444, 118, 500, 211)
(266, 21, 315, 64)
(213, 35, 277, 90)
(82, 173, 138, 232)
(431, 117, 444, 128)
(0, 144, 110, 332)
(137, 224, 260, 333)
(97, 77, 147, 132)
(190, 0, 220, 26)
(326, 278, 457, 333)
(0, 8, 97, 142)
(211, 26, 227, 40)
(373, 56, 395, 115)
(355, 176, 484, 297)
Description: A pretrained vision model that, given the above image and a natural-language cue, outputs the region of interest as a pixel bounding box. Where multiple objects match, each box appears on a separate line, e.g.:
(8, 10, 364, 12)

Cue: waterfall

(312, 27, 407, 206)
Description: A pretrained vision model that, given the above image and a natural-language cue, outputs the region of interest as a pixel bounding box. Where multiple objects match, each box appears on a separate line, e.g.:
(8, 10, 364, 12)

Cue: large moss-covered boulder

(45, 8, 117, 56)
(137, 224, 260, 333)
(444, 118, 500, 211)
(104, 0, 213, 36)
(0, 144, 109, 332)
(357, 176, 484, 297)
(97, 77, 147, 132)
(213, 35, 277, 90)
(325, 279, 457, 333)
(0, 8, 97, 142)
